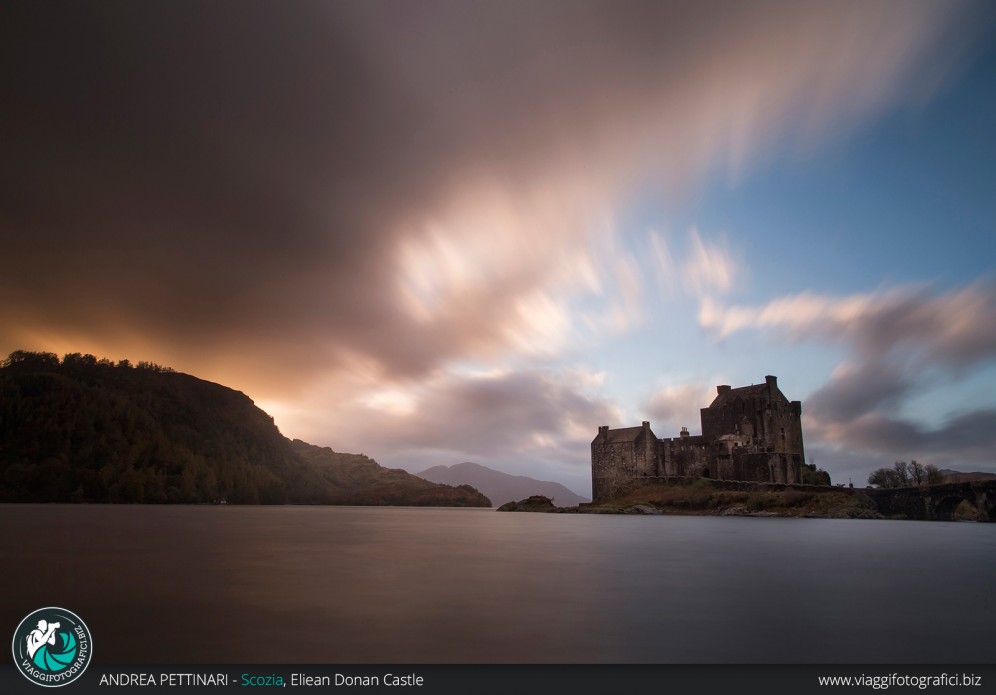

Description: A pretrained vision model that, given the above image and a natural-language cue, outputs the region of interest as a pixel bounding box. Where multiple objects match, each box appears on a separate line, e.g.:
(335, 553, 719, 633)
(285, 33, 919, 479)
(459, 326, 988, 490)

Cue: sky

(3, 1, 996, 497)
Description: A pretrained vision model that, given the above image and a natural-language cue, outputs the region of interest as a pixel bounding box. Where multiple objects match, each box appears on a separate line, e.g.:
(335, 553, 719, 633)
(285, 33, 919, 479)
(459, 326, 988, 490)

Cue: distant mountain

(291, 441, 491, 506)
(939, 469, 996, 484)
(416, 461, 589, 507)
(0, 350, 490, 506)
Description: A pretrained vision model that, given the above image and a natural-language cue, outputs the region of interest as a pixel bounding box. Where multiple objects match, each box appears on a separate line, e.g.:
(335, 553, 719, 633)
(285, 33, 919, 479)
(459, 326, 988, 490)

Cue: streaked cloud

(2, 2, 977, 391)
(706, 281, 996, 472)
(682, 229, 739, 297)
(650, 228, 741, 302)
(286, 366, 622, 493)
(699, 282, 996, 369)
(807, 362, 915, 423)
(1, 1, 988, 489)
(806, 409, 996, 470)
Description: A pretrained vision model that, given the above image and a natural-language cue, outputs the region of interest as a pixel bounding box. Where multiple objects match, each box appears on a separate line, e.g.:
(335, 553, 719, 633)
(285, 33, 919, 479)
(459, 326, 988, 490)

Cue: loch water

(1, 505, 992, 664)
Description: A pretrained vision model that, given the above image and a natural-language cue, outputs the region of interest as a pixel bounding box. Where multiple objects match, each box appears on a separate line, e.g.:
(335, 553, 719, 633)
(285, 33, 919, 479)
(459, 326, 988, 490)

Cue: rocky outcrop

(496, 495, 562, 512)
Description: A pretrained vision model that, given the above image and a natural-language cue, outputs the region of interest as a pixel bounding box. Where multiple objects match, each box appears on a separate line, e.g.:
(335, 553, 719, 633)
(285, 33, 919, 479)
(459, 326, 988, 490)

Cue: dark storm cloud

(5, 7, 399, 349)
(2, 1, 979, 396)
(2, 3, 420, 360)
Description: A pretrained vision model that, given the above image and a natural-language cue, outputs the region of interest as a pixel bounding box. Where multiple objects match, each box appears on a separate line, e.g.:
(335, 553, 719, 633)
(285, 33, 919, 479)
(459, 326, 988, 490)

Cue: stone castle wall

(592, 376, 805, 501)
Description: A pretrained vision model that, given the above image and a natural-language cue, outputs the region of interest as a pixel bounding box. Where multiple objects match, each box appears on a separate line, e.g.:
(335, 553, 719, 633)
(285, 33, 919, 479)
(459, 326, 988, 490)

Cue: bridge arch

(933, 495, 973, 521)
(865, 480, 996, 521)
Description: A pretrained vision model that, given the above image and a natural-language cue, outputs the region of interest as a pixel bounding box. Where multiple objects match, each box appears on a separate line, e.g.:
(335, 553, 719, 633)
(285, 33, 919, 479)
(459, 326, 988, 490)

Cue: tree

(892, 460, 911, 487)
(62, 353, 98, 368)
(2, 350, 59, 369)
(868, 460, 943, 488)
(801, 460, 831, 486)
(868, 467, 899, 488)
(924, 464, 944, 485)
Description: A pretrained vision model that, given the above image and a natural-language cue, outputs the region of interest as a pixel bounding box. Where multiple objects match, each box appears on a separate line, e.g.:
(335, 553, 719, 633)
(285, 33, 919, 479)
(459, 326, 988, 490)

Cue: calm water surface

(1, 505, 992, 663)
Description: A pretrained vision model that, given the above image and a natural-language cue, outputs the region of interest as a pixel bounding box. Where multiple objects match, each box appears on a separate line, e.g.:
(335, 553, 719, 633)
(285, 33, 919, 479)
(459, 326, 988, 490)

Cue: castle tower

(591, 375, 806, 494)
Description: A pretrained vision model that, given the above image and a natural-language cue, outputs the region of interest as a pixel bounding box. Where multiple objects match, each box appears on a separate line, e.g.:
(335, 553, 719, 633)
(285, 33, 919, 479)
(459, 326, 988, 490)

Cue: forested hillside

(0, 351, 489, 506)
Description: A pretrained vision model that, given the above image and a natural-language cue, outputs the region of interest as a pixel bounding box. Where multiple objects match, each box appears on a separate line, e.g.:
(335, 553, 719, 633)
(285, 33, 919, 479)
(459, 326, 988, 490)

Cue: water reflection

(0, 506, 992, 663)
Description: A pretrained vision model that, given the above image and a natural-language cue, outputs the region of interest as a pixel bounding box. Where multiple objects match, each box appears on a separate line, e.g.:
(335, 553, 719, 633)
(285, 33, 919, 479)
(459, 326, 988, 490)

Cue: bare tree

(924, 464, 944, 485)
(868, 460, 944, 488)
(892, 460, 911, 487)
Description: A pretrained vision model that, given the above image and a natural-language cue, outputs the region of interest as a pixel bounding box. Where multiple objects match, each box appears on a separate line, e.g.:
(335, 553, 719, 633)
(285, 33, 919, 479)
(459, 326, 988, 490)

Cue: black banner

(1, 664, 993, 695)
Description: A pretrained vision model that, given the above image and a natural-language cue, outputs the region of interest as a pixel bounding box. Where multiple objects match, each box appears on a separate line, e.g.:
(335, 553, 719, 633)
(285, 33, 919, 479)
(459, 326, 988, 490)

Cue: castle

(591, 375, 805, 502)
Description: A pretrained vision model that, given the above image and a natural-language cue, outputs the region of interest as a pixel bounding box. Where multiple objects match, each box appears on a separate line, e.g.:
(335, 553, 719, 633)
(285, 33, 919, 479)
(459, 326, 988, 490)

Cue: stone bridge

(863, 480, 996, 521)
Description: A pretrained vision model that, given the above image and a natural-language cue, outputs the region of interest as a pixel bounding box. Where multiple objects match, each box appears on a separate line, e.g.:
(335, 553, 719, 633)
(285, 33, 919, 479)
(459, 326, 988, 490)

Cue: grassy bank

(585, 478, 881, 519)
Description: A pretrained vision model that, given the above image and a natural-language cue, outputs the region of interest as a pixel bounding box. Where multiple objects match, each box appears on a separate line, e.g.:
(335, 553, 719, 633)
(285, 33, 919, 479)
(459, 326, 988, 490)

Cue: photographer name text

(98, 672, 425, 687)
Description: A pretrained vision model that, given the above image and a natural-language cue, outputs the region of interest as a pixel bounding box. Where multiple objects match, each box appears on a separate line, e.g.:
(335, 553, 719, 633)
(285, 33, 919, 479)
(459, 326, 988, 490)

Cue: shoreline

(498, 477, 994, 521)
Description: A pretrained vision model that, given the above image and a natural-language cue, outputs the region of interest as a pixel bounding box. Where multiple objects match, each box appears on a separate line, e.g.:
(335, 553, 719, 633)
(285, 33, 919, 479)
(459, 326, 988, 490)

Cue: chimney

(642, 421, 650, 430)
(717, 385, 731, 395)
(680, 426, 689, 438)
(598, 425, 609, 440)
(765, 375, 777, 392)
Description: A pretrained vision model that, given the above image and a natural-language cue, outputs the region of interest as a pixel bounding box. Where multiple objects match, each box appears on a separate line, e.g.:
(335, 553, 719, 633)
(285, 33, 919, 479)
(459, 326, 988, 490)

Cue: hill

(292, 441, 491, 506)
(0, 350, 490, 506)
(416, 461, 589, 507)
(939, 469, 996, 484)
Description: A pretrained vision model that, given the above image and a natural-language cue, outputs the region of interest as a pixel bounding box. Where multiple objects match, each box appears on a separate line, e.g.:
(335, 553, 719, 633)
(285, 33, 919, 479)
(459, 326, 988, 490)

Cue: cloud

(650, 228, 740, 302)
(0, 2, 987, 489)
(283, 366, 621, 495)
(700, 282, 996, 370)
(706, 282, 996, 473)
(807, 409, 996, 469)
(682, 228, 739, 297)
(1, 2, 980, 393)
(642, 381, 717, 435)
(699, 292, 880, 341)
(806, 362, 916, 423)
(648, 230, 679, 298)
